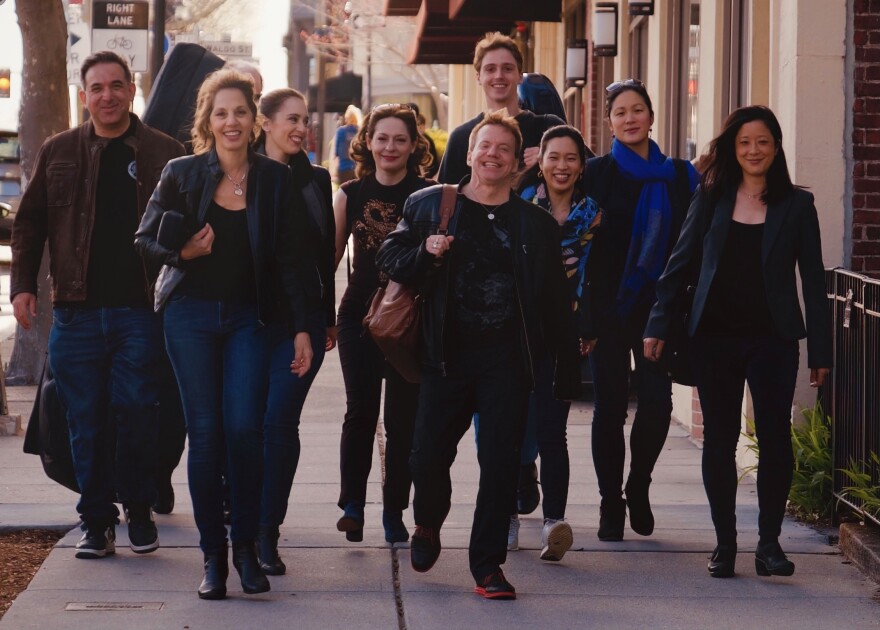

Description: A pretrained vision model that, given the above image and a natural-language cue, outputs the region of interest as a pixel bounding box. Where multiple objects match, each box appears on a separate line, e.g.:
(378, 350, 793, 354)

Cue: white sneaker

(540, 519, 573, 561)
(507, 515, 520, 551)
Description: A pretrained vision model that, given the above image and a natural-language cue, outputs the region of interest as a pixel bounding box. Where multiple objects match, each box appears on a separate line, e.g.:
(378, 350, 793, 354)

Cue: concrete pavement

(0, 263, 878, 628)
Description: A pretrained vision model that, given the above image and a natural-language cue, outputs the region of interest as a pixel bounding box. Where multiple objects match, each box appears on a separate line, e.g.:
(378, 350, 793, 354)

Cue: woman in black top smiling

(332, 104, 433, 544)
(254, 88, 335, 576)
(644, 105, 831, 578)
(135, 69, 317, 600)
(582, 80, 698, 543)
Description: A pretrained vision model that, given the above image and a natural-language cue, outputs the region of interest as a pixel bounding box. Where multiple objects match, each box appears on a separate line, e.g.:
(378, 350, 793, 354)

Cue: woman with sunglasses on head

(644, 106, 831, 578)
(582, 79, 699, 542)
(516, 125, 601, 561)
(332, 103, 434, 544)
(252, 88, 335, 575)
(134, 69, 317, 600)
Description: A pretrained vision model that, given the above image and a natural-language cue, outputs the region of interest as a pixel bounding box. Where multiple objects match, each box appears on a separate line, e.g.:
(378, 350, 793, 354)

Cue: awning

(407, 0, 514, 65)
(383, 0, 421, 17)
(449, 0, 562, 22)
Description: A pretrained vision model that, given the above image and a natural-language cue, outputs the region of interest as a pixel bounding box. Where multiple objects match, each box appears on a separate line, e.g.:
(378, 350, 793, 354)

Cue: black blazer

(134, 149, 320, 334)
(644, 186, 832, 368)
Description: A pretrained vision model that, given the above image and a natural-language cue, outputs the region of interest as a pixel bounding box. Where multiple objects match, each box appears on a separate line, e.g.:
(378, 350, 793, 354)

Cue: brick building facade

(853, 0, 880, 277)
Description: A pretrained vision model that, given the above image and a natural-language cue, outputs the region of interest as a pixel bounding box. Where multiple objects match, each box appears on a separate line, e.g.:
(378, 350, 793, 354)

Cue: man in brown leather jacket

(10, 51, 184, 560)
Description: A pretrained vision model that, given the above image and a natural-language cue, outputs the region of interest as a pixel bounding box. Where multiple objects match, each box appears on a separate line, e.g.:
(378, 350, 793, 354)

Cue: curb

(839, 521, 880, 585)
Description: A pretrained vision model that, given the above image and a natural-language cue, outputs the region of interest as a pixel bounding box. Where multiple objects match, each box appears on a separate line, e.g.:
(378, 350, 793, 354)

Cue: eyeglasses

(605, 78, 645, 93)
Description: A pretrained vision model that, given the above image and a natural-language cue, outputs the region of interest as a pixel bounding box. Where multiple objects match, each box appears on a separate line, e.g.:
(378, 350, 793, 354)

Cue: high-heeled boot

(232, 540, 271, 594)
(257, 525, 286, 576)
(198, 546, 229, 600)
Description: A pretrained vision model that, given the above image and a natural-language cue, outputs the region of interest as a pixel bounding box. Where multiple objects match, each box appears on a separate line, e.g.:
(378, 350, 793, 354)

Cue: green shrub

(739, 402, 833, 522)
(839, 451, 880, 520)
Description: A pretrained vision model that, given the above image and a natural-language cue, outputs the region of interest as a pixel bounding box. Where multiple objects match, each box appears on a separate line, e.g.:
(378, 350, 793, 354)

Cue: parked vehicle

(0, 129, 22, 244)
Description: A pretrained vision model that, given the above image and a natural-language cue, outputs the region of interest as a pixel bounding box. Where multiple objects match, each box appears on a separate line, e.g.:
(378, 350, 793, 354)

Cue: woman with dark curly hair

(332, 103, 434, 544)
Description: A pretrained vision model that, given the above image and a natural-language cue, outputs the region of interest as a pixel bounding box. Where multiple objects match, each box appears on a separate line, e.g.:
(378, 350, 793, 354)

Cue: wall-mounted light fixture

(592, 3, 618, 57)
(629, 1, 655, 16)
(565, 39, 588, 87)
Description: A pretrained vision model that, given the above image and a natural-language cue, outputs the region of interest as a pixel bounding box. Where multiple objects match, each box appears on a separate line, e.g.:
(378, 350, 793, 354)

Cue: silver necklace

(474, 199, 505, 220)
(225, 168, 247, 196)
(742, 188, 764, 201)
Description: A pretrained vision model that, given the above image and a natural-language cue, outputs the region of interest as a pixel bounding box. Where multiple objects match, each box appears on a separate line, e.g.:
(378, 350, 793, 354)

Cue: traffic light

(0, 69, 10, 98)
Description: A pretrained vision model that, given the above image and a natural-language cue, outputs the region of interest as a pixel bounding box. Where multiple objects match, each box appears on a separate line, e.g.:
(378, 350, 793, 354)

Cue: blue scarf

(521, 183, 602, 312)
(611, 138, 696, 316)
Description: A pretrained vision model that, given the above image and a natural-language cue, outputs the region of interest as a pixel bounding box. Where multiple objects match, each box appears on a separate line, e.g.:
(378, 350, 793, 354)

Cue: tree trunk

(6, 0, 70, 385)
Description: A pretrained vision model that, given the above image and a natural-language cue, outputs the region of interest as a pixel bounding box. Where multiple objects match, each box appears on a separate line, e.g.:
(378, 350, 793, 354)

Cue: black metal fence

(825, 268, 880, 525)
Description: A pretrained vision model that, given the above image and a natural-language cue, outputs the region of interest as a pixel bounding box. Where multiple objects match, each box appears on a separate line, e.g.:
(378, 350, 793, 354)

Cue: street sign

(92, 2, 149, 29)
(66, 6, 91, 85)
(92, 1, 149, 72)
(200, 41, 254, 59)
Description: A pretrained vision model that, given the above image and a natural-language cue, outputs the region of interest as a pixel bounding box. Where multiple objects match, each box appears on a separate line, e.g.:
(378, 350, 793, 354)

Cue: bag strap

(437, 184, 457, 235)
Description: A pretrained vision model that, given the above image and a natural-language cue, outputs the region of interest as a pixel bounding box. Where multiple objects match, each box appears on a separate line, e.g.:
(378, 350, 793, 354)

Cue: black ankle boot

(597, 497, 626, 541)
(708, 543, 737, 578)
(625, 474, 654, 536)
(198, 547, 229, 600)
(232, 541, 271, 594)
(755, 540, 795, 577)
(257, 526, 286, 576)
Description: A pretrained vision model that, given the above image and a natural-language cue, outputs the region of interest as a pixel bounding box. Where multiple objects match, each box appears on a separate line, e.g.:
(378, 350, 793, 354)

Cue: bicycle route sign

(92, 1, 149, 72)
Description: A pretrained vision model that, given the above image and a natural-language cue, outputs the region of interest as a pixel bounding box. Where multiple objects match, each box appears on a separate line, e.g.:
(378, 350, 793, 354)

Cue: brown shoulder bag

(363, 184, 457, 384)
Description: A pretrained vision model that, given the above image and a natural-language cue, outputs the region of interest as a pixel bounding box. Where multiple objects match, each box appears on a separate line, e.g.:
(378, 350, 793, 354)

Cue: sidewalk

(0, 265, 878, 628)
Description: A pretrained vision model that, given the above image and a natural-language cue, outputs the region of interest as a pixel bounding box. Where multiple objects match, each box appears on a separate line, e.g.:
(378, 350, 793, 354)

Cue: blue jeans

(589, 319, 672, 500)
(260, 314, 326, 528)
(528, 353, 572, 520)
(48, 306, 160, 527)
(163, 297, 271, 553)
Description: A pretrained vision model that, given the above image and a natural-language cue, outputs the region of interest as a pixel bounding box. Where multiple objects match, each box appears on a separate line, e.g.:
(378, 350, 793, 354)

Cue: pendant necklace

(476, 199, 504, 220)
(742, 188, 764, 201)
(225, 167, 247, 196)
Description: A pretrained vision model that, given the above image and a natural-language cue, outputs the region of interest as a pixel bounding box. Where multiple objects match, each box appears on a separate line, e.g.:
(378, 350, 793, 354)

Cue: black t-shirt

(81, 122, 149, 308)
(177, 201, 256, 304)
(438, 110, 564, 191)
(338, 172, 432, 315)
(699, 220, 776, 337)
(447, 196, 517, 346)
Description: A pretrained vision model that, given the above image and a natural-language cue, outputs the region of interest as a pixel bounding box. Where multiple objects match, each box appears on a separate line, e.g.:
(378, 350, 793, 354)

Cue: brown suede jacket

(10, 114, 185, 303)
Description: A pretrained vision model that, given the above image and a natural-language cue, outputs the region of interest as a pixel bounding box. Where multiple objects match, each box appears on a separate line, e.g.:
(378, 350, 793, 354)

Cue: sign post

(92, 1, 150, 72)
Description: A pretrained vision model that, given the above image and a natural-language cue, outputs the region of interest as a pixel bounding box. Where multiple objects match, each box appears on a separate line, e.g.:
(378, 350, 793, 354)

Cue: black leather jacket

(376, 181, 581, 399)
(255, 144, 336, 327)
(133, 149, 319, 334)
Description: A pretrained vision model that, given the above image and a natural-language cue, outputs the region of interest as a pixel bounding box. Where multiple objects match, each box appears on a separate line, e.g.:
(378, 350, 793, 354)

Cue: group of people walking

(11, 28, 830, 603)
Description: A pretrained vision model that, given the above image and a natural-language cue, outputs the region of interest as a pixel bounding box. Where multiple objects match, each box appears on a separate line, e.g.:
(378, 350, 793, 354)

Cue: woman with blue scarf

(517, 125, 601, 561)
(582, 80, 699, 542)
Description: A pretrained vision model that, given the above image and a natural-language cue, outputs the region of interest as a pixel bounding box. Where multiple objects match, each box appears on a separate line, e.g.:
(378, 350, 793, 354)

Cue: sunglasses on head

(371, 103, 413, 114)
(605, 78, 646, 93)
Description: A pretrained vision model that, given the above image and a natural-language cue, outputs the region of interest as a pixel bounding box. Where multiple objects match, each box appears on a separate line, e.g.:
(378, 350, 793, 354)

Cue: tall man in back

(11, 51, 185, 559)
(438, 32, 565, 192)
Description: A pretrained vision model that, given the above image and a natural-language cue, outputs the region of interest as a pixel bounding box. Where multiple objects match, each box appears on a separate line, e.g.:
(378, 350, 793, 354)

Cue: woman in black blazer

(643, 105, 831, 579)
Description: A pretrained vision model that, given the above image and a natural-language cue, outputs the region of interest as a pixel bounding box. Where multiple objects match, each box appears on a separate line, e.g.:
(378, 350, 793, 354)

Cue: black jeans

(411, 342, 528, 582)
(337, 311, 419, 512)
(589, 320, 673, 500)
(695, 334, 799, 545)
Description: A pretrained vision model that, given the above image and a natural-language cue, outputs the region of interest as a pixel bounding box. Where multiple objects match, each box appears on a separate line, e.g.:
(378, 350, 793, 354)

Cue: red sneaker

(474, 570, 516, 600)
